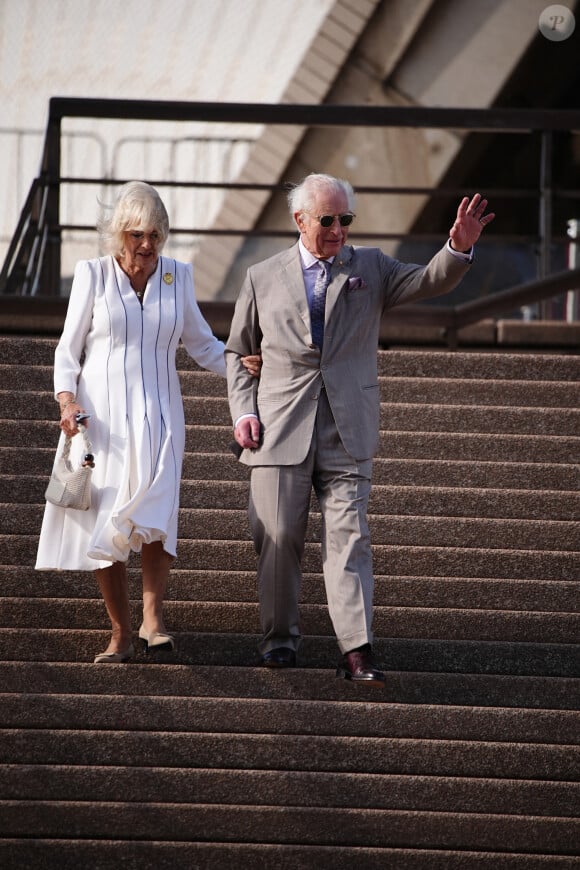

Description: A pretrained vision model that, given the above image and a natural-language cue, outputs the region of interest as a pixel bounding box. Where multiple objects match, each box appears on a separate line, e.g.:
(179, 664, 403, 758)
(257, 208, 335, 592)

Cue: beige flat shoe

(93, 644, 135, 664)
(138, 625, 175, 652)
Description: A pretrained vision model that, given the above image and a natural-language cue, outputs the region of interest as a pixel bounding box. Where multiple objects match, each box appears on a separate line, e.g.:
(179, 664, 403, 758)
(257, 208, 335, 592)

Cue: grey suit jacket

(226, 242, 470, 464)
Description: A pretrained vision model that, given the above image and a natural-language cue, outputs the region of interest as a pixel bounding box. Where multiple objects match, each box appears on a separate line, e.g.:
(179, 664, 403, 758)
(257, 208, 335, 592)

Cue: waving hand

(450, 193, 495, 253)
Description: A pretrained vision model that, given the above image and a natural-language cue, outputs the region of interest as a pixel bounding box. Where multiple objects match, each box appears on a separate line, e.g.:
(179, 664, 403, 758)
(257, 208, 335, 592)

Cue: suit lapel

(280, 244, 312, 335)
(325, 245, 354, 322)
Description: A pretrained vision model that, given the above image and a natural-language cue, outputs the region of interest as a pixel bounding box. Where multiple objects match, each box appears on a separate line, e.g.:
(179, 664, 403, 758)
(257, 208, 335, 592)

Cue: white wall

(0, 0, 333, 277)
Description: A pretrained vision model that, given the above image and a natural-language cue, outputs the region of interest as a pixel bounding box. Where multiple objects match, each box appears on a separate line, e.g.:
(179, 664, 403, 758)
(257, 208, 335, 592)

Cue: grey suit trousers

(249, 389, 374, 655)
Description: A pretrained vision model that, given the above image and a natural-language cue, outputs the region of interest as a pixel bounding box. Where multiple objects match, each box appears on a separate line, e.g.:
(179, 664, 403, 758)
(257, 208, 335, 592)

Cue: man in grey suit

(226, 172, 494, 685)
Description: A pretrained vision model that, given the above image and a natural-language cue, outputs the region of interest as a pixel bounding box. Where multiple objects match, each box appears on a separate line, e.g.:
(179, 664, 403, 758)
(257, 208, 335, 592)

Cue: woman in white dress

(36, 181, 259, 663)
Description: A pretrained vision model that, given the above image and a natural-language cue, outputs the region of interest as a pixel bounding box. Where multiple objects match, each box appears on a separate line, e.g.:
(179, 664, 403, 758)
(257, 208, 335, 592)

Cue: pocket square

(347, 276, 366, 291)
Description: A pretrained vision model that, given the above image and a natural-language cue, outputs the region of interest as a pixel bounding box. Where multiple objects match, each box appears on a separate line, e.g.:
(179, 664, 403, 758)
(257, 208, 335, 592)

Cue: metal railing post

(40, 104, 62, 296)
(566, 218, 579, 321)
(538, 130, 553, 318)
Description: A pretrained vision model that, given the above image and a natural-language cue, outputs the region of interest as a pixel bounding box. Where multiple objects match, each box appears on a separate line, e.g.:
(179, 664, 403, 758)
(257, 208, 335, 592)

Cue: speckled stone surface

(1, 335, 580, 862)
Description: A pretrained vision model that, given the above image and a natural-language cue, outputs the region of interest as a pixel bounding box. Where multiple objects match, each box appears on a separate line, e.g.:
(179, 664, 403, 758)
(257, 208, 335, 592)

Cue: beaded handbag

(44, 423, 94, 511)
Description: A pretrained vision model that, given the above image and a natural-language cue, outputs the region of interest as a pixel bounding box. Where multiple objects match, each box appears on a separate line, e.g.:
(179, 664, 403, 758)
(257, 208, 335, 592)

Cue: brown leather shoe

(261, 647, 296, 668)
(336, 644, 385, 686)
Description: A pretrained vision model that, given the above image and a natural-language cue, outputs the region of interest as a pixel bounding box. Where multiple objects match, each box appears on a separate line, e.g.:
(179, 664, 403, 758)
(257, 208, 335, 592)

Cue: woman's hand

(60, 405, 85, 436)
(241, 353, 262, 378)
(57, 392, 86, 436)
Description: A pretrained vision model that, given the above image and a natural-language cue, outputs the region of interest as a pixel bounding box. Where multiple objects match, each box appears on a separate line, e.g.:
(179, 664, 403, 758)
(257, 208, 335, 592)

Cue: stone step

(2, 598, 579, 644)
(372, 350, 580, 382)
(0, 693, 580, 760)
(380, 377, 580, 408)
(1, 629, 580, 678)
(2, 659, 580, 700)
(2, 419, 579, 462)
(3, 336, 579, 381)
(2, 729, 579, 781)
(1, 693, 579, 744)
(5, 500, 580, 552)
(377, 403, 580, 436)
(1, 447, 578, 490)
(2, 332, 579, 865)
(7, 391, 580, 434)
(3, 568, 579, 615)
(5, 364, 580, 407)
(4, 535, 578, 580)
(179, 372, 578, 407)
(164, 511, 580, 550)
(1, 841, 578, 870)
(6, 476, 580, 521)
(1, 800, 580, 854)
(3, 571, 580, 650)
(2, 765, 579, 816)
(188, 485, 580, 521)
(380, 431, 580, 464)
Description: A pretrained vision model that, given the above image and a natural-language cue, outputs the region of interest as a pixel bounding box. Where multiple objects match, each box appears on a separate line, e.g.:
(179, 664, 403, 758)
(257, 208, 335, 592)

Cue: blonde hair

(97, 181, 170, 257)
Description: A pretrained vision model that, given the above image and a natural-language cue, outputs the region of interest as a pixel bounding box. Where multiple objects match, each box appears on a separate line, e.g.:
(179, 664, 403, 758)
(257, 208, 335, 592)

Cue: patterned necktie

(311, 259, 331, 349)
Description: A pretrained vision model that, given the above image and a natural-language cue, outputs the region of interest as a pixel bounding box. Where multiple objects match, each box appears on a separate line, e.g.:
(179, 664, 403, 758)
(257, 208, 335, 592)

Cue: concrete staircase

(1, 334, 579, 868)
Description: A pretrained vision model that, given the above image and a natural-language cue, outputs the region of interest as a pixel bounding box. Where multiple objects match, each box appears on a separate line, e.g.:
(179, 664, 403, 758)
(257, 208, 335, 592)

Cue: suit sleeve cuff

(234, 413, 259, 427)
(447, 239, 474, 264)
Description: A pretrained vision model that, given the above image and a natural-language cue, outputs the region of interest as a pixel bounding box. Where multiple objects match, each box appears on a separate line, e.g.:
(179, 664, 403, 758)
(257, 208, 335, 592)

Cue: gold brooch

(163, 273, 173, 285)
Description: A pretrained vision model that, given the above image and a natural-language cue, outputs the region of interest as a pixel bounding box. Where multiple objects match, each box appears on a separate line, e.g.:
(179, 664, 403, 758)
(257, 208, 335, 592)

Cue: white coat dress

(35, 255, 226, 571)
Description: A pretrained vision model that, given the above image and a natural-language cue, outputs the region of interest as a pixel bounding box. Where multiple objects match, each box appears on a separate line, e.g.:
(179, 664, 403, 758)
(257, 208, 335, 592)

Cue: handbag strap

(61, 423, 94, 466)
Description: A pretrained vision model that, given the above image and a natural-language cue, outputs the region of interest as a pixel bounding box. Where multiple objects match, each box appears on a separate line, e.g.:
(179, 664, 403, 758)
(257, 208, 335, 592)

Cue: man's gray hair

(287, 173, 356, 219)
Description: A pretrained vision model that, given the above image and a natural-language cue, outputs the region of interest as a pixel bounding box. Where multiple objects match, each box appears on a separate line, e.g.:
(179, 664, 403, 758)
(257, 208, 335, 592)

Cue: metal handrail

(23, 182, 50, 296)
(2, 265, 579, 345)
(0, 177, 46, 294)
(29, 224, 49, 297)
(2, 99, 580, 341)
(382, 267, 580, 348)
(45, 98, 580, 129)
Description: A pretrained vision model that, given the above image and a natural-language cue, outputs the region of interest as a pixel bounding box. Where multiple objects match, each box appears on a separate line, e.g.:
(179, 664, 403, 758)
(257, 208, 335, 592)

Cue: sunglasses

(308, 212, 355, 227)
